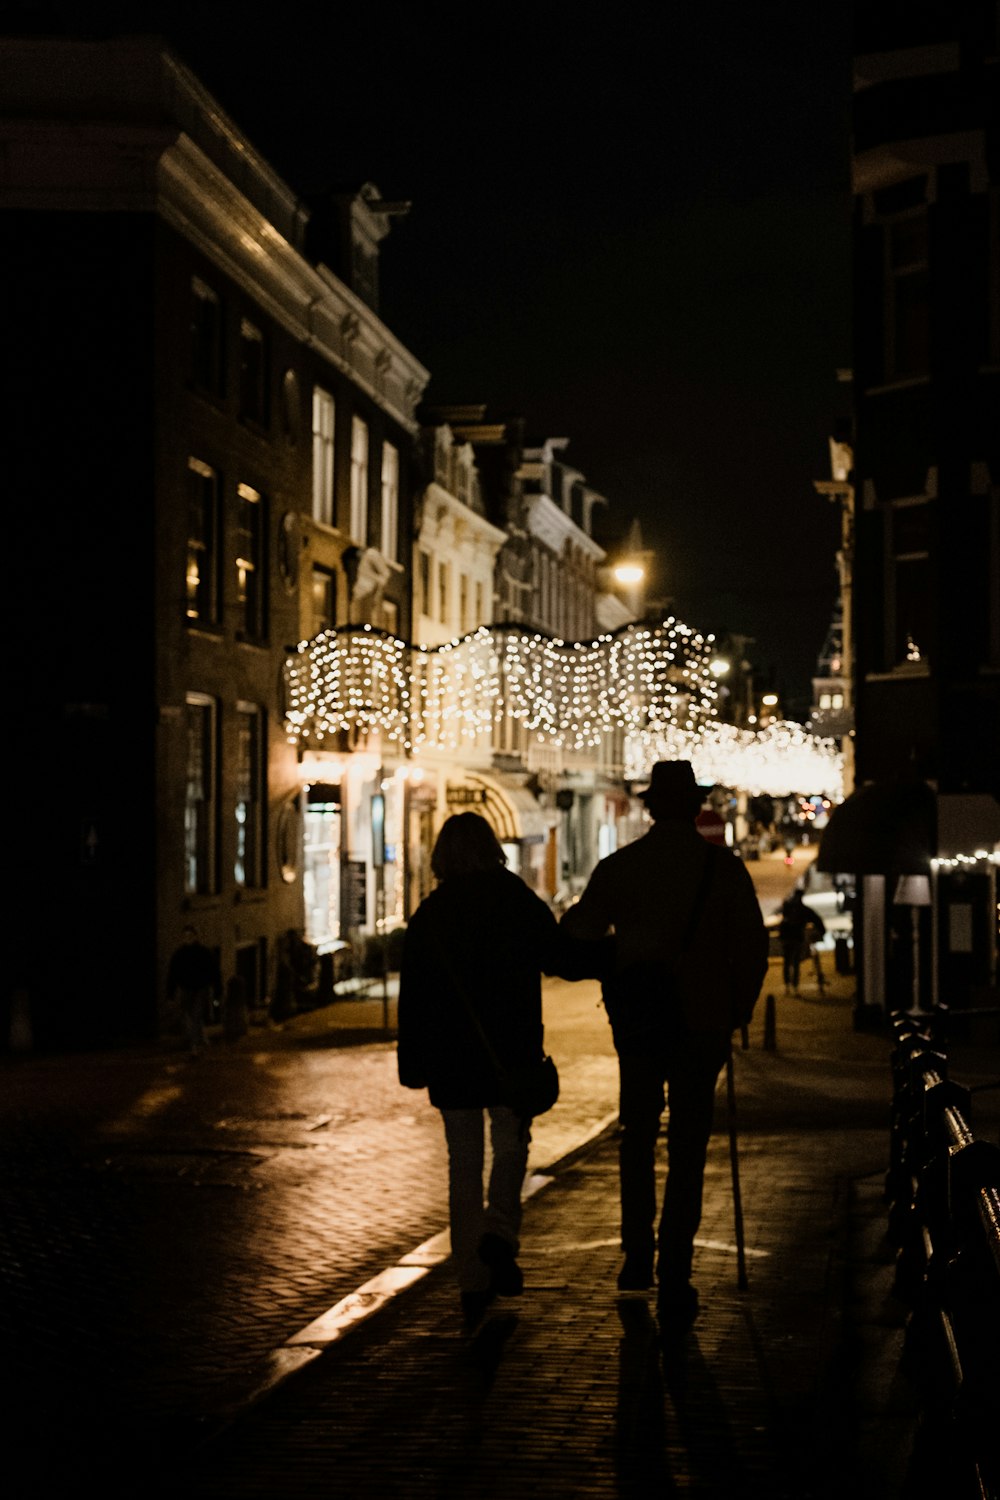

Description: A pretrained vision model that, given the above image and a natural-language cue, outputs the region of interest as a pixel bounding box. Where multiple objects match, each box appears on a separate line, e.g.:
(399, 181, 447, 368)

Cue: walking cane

(725, 1044, 749, 1292)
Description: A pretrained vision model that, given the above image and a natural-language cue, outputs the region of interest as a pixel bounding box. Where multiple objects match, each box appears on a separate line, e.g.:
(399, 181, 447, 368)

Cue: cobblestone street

(4, 848, 882, 1493)
(2, 966, 621, 1472)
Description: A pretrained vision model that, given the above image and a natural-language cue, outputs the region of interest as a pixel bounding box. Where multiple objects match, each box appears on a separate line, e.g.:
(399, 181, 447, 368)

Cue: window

(382, 598, 398, 636)
(281, 369, 301, 445)
(886, 213, 929, 381)
(190, 277, 224, 395)
(236, 482, 266, 640)
(459, 573, 469, 634)
(310, 566, 336, 637)
(888, 502, 931, 666)
(475, 580, 484, 625)
(350, 415, 369, 544)
(184, 693, 217, 895)
(380, 440, 399, 560)
(186, 459, 220, 625)
(312, 387, 336, 526)
(418, 550, 431, 617)
(235, 703, 265, 889)
(239, 317, 268, 424)
(437, 559, 448, 624)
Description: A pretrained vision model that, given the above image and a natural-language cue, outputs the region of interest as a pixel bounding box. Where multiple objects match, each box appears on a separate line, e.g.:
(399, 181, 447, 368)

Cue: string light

(284, 620, 844, 797)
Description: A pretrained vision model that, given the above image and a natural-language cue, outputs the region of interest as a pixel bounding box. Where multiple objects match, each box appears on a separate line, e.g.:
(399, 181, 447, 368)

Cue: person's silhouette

(560, 760, 768, 1332)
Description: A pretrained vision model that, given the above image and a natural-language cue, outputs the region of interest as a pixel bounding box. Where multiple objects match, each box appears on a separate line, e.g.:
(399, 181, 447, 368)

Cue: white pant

(440, 1106, 530, 1291)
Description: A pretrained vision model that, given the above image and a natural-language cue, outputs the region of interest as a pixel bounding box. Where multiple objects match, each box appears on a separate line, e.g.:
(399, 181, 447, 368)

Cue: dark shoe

(617, 1253, 654, 1292)
(657, 1280, 699, 1334)
(478, 1233, 524, 1296)
(460, 1287, 495, 1328)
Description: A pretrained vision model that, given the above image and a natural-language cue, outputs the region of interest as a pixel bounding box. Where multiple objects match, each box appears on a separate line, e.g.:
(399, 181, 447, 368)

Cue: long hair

(431, 812, 507, 881)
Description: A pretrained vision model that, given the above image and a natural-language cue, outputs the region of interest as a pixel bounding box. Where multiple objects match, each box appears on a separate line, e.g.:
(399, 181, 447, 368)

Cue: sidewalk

(148, 967, 918, 1500)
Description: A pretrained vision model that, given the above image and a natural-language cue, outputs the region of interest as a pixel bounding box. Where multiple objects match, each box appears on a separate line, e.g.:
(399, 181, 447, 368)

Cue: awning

(816, 778, 936, 876)
(462, 772, 550, 844)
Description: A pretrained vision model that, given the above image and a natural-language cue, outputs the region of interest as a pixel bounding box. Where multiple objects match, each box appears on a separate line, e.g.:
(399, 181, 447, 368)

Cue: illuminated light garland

(284, 620, 843, 797)
(931, 851, 1000, 870)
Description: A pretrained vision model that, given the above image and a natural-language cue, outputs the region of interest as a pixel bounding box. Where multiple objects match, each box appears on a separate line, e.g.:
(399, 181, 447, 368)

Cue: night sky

(26, 1, 855, 709)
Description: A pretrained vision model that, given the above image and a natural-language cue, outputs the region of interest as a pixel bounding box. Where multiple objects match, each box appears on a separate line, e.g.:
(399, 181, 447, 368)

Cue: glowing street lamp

(613, 562, 645, 586)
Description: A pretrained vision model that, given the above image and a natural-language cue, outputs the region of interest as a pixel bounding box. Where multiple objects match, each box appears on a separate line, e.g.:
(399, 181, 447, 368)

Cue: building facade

(3, 38, 427, 1042)
(820, 3, 1000, 1011)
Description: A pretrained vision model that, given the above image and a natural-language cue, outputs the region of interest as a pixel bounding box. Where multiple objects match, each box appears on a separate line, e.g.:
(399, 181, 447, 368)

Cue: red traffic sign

(696, 809, 727, 845)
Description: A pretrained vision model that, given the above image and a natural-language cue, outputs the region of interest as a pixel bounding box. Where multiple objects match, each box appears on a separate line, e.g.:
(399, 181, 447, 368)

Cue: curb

(189, 1108, 622, 1448)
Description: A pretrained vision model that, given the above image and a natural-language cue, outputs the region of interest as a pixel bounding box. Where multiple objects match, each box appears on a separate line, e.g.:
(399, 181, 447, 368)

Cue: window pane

(236, 483, 265, 639)
(239, 318, 268, 424)
(235, 704, 265, 889)
(190, 277, 223, 394)
(310, 566, 336, 636)
(186, 459, 218, 624)
(380, 440, 398, 559)
(312, 387, 335, 526)
(350, 416, 369, 544)
(184, 696, 216, 894)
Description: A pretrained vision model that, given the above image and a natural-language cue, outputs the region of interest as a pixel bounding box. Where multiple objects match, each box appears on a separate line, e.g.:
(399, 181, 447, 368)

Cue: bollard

(763, 992, 777, 1052)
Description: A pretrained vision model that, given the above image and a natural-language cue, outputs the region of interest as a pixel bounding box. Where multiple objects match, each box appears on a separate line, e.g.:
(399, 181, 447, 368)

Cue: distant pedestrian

(166, 925, 221, 1057)
(778, 889, 826, 996)
(397, 813, 561, 1329)
(560, 760, 768, 1334)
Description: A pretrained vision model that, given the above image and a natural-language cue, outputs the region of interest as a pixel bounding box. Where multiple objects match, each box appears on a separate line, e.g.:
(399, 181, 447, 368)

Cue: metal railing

(886, 1009, 1000, 1498)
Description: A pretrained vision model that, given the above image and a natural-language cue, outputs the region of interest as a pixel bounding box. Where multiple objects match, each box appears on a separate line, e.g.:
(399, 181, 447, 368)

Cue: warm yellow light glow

(710, 658, 731, 677)
(283, 622, 843, 799)
(761, 693, 779, 706)
(613, 563, 644, 585)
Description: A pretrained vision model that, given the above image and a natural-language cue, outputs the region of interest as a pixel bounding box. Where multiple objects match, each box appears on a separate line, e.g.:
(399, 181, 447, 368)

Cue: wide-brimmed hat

(638, 759, 712, 812)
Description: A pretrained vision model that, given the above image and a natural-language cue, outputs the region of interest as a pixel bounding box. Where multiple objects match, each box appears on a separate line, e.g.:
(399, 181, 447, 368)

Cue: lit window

(312, 388, 336, 526)
(184, 693, 217, 895)
(236, 483, 266, 640)
(310, 566, 336, 637)
(186, 458, 219, 625)
(350, 415, 369, 544)
(380, 441, 398, 560)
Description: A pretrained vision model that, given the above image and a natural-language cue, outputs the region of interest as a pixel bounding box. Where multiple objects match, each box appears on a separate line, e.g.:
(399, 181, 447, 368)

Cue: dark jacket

(778, 896, 825, 946)
(167, 942, 221, 997)
(397, 867, 559, 1109)
(561, 820, 769, 1040)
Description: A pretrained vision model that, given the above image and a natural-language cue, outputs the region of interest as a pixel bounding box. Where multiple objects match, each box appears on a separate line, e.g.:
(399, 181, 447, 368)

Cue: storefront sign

(446, 786, 487, 806)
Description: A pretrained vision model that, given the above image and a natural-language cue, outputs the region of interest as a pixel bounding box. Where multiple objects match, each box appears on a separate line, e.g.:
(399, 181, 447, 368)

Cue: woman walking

(397, 813, 560, 1327)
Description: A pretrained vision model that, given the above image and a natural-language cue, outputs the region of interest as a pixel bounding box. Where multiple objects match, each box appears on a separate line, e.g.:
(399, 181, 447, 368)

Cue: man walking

(778, 887, 826, 996)
(560, 760, 768, 1332)
(166, 925, 221, 1057)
